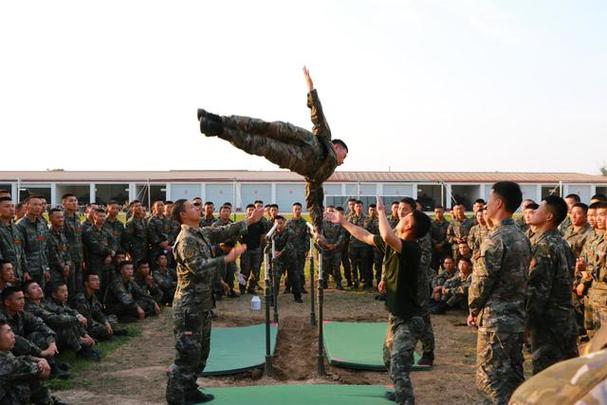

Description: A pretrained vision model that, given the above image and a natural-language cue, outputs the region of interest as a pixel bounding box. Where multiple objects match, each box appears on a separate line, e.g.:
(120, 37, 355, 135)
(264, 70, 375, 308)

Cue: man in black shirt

(240, 204, 266, 294)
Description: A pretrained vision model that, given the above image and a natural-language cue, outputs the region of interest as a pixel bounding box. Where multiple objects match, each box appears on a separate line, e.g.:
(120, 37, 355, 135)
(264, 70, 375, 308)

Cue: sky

(1, 0, 606, 174)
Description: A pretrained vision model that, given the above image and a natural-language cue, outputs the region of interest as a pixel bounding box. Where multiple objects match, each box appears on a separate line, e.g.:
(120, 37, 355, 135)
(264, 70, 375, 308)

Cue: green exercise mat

(323, 321, 426, 371)
(204, 384, 395, 404)
(201, 323, 278, 376)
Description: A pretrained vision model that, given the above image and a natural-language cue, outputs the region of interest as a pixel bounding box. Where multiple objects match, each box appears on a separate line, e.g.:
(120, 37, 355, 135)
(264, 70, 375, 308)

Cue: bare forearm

(340, 220, 374, 246)
(378, 210, 401, 253)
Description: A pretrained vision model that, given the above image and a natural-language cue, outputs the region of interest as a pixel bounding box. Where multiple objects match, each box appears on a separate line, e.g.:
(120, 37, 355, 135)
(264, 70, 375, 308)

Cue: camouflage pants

(70, 261, 84, 296)
(240, 248, 262, 290)
(585, 288, 607, 338)
(529, 319, 578, 375)
(220, 116, 325, 233)
(166, 305, 213, 404)
(88, 320, 112, 341)
(420, 313, 435, 353)
(348, 246, 370, 285)
(372, 248, 383, 283)
(2, 380, 52, 405)
(475, 330, 524, 405)
(273, 258, 301, 297)
(56, 324, 85, 352)
(321, 251, 342, 285)
(383, 314, 424, 404)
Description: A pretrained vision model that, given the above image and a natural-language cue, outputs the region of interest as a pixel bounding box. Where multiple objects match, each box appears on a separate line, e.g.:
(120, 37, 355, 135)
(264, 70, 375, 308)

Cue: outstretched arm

(377, 196, 402, 253)
(304, 66, 331, 140)
(326, 210, 374, 246)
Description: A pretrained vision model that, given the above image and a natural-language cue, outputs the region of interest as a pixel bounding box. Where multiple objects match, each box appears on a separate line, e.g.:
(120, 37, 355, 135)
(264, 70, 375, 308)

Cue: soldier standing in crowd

(515, 199, 536, 232)
(563, 202, 593, 258)
(148, 201, 170, 263)
(340, 198, 356, 287)
(0, 197, 26, 281)
(198, 67, 348, 237)
(16, 196, 50, 289)
(584, 202, 607, 336)
(123, 200, 149, 266)
(559, 193, 581, 234)
(286, 202, 310, 294)
(430, 205, 450, 271)
(213, 204, 240, 297)
(446, 202, 474, 262)
(46, 209, 72, 288)
(239, 204, 265, 294)
(347, 200, 369, 289)
(468, 182, 531, 404)
(525, 196, 578, 374)
(82, 208, 114, 295)
(387, 201, 400, 229)
(272, 215, 303, 303)
(81, 204, 97, 234)
(365, 203, 383, 287)
(166, 199, 263, 404)
(318, 206, 346, 289)
(61, 194, 84, 295)
(468, 208, 489, 266)
(200, 201, 216, 227)
(103, 200, 125, 253)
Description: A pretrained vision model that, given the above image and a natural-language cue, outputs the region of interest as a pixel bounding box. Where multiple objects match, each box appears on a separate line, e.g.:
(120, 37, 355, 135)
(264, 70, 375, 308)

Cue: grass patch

(49, 324, 142, 391)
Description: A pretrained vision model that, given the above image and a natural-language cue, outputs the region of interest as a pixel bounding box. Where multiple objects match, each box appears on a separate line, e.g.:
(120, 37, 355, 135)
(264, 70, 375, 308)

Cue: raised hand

(376, 195, 385, 212)
(303, 66, 314, 92)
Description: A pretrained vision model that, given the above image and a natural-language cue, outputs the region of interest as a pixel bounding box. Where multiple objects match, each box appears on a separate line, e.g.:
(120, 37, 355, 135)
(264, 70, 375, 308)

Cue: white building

(2, 170, 606, 211)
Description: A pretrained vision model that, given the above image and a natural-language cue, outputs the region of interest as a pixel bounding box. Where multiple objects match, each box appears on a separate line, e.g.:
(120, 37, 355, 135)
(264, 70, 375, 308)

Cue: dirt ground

(58, 287, 480, 404)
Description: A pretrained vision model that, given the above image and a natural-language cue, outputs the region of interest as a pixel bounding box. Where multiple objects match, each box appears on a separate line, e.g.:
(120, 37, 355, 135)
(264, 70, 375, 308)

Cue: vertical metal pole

(309, 240, 316, 326)
(263, 247, 272, 376)
(16, 178, 21, 203)
(272, 237, 279, 323)
(147, 178, 151, 211)
(317, 250, 325, 375)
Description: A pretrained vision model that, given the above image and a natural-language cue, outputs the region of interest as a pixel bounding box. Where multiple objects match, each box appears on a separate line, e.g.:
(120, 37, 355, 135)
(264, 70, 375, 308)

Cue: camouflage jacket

(558, 215, 572, 235)
(468, 218, 531, 332)
(317, 220, 346, 254)
(0, 309, 55, 357)
(46, 228, 72, 278)
(443, 272, 472, 303)
(303, 89, 337, 184)
(82, 225, 113, 275)
(563, 222, 593, 259)
(152, 267, 177, 293)
(63, 212, 84, 263)
(579, 231, 603, 282)
(199, 215, 216, 228)
(468, 224, 490, 257)
(387, 214, 400, 229)
(134, 273, 164, 304)
(593, 235, 607, 289)
(364, 215, 379, 236)
(430, 218, 450, 250)
(102, 218, 124, 253)
(0, 221, 27, 279)
(104, 276, 154, 313)
(147, 215, 168, 251)
(0, 351, 40, 404)
(173, 221, 247, 312)
(348, 214, 368, 248)
(432, 268, 458, 289)
(71, 291, 108, 328)
(417, 233, 433, 304)
(285, 217, 310, 255)
(272, 228, 296, 264)
(25, 300, 80, 331)
(527, 229, 575, 327)
(446, 217, 474, 244)
(122, 217, 148, 263)
(15, 216, 49, 276)
(164, 217, 181, 245)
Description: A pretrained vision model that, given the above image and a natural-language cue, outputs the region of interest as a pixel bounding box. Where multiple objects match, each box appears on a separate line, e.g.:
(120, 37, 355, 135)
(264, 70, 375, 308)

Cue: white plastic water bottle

(250, 295, 261, 311)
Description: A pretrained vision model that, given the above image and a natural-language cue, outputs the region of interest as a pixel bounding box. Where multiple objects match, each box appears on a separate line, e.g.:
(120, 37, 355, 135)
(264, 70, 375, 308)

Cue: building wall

(240, 184, 272, 206)
(275, 183, 306, 211)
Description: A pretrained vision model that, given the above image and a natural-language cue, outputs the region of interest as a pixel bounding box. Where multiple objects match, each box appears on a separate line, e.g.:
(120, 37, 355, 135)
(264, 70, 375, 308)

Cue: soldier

(467, 209, 489, 266)
(558, 193, 581, 235)
(16, 196, 50, 289)
(585, 202, 607, 336)
(387, 201, 400, 229)
(365, 203, 383, 287)
(0, 320, 61, 405)
(0, 196, 27, 281)
(0, 260, 17, 294)
(15, 201, 26, 222)
(446, 203, 474, 261)
(340, 198, 357, 287)
(472, 199, 486, 221)
(430, 205, 450, 271)
(198, 67, 348, 237)
(103, 200, 125, 253)
(134, 260, 164, 305)
(239, 204, 266, 294)
(430, 257, 473, 314)
(62, 193, 85, 295)
(514, 199, 535, 232)
(199, 201, 216, 227)
(468, 181, 531, 404)
(164, 201, 181, 249)
(328, 197, 431, 404)
(213, 204, 240, 296)
(347, 200, 369, 289)
(166, 199, 263, 404)
(153, 253, 177, 305)
(81, 204, 97, 234)
(71, 273, 116, 341)
(431, 257, 457, 292)
(563, 202, 593, 258)
(123, 200, 149, 266)
(318, 206, 346, 289)
(272, 215, 303, 303)
(46, 209, 72, 288)
(286, 202, 310, 293)
(523, 202, 540, 243)
(525, 196, 578, 374)
(148, 200, 170, 263)
(104, 260, 159, 322)
(82, 207, 114, 294)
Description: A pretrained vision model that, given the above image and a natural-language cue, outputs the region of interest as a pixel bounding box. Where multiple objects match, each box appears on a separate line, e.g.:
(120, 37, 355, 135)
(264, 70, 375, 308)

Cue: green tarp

(201, 323, 278, 376)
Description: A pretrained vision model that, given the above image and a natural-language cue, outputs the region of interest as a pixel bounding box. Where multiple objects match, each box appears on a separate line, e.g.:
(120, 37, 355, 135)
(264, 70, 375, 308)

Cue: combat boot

(417, 351, 434, 367)
(184, 389, 214, 404)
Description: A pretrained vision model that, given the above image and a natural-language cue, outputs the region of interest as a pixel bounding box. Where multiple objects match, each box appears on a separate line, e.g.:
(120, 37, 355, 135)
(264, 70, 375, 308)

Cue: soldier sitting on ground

(429, 257, 473, 314)
(0, 260, 17, 294)
(134, 260, 164, 306)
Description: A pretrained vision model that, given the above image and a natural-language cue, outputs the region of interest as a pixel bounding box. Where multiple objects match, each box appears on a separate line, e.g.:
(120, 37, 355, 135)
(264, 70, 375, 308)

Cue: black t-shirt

(242, 222, 265, 250)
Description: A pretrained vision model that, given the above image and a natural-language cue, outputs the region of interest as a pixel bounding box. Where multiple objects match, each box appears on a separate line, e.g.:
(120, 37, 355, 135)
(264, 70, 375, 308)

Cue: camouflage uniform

(558, 215, 572, 235)
(387, 214, 400, 229)
(211, 89, 337, 233)
(442, 272, 472, 309)
(46, 228, 72, 287)
(0, 220, 27, 281)
(364, 215, 383, 285)
(239, 221, 265, 293)
(82, 225, 114, 295)
(317, 219, 346, 287)
(153, 266, 177, 305)
(64, 211, 84, 295)
(166, 221, 248, 404)
(16, 217, 49, 289)
(0, 351, 53, 405)
(527, 229, 578, 374)
(272, 228, 301, 300)
(588, 234, 607, 336)
(147, 214, 168, 262)
(0, 309, 56, 357)
(102, 217, 125, 253)
(25, 299, 85, 353)
(468, 218, 531, 405)
(446, 217, 474, 261)
(430, 218, 450, 270)
(468, 223, 490, 266)
(122, 217, 149, 266)
(417, 234, 435, 357)
(286, 217, 310, 291)
(580, 231, 603, 336)
(199, 215, 216, 228)
(71, 290, 112, 341)
(563, 223, 593, 335)
(134, 273, 165, 305)
(104, 275, 156, 320)
(347, 213, 370, 288)
(431, 267, 457, 290)
(212, 218, 238, 291)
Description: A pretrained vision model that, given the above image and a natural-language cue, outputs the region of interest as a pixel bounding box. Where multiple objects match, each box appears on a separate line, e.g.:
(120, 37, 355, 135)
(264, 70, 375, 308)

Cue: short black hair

(254, 200, 263, 205)
(591, 194, 607, 201)
(118, 260, 134, 270)
(275, 215, 286, 221)
(435, 205, 444, 210)
(524, 202, 539, 210)
(270, 204, 279, 209)
(0, 259, 11, 268)
(458, 257, 472, 266)
(0, 196, 11, 203)
(332, 139, 348, 152)
(50, 282, 67, 294)
(48, 208, 63, 216)
(565, 194, 581, 203)
(335, 207, 344, 212)
(474, 199, 486, 204)
(391, 201, 399, 206)
(172, 199, 188, 224)
(355, 200, 363, 205)
(411, 211, 431, 238)
(572, 202, 589, 214)
(85, 272, 100, 282)
(400, 197, 416, 211)
(368, 203, 377, 208)
(491, 181, 523, 213)
(1, 286, 22, 303)
(204, 201, 214, 206)
(22, 279, 39, 293)
(347, 198, 357, 203)
(107, 200, 119, 206)
(292, 202, 302, 207)
(543, 195, 568, 226)
(327, 205, 335, 209)
(165, 200, 174, 205)
(245, 203, 255, 209)
(595, 201, 607, 210)
(136, 260, 150, 269)
(222, 202, 232, 207)
(61, 193, 76, 200)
